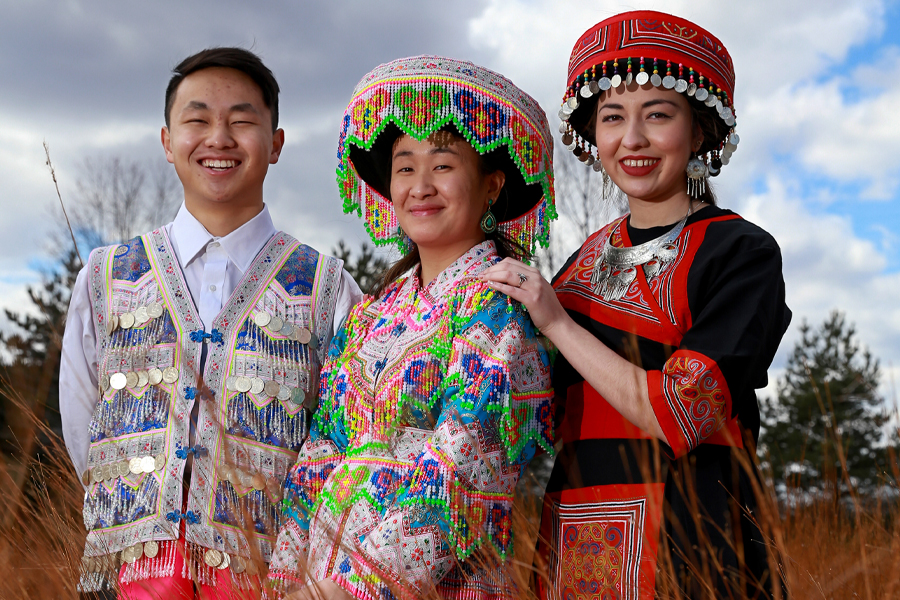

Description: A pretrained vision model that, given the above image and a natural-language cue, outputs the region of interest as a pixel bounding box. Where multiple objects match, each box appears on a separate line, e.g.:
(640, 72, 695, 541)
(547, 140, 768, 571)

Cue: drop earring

(480, 198, 497, 233)
(685, 153, 708, 199)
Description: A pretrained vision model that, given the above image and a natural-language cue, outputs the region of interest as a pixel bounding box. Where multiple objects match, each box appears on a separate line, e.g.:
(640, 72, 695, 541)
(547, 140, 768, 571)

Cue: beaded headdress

(561, 11, 739, 177)
(337, 55, 556, 255)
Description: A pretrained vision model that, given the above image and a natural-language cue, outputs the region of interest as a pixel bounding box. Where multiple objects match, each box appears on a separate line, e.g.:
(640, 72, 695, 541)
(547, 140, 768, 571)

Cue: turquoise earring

(480, 198, 497, 234)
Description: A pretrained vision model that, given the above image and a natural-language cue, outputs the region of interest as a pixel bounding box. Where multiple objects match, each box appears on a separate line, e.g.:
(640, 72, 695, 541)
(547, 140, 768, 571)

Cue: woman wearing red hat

(482, 11, 790, 599)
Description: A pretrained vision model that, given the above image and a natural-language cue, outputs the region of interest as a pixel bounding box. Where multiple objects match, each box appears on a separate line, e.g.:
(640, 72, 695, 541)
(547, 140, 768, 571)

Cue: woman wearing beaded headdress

(482, 11, 791, 599)
(267, 56, 556, 600)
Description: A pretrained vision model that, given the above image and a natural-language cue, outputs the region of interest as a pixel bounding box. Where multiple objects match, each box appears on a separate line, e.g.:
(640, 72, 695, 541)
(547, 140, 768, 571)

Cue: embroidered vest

(79, 228, 344, 589)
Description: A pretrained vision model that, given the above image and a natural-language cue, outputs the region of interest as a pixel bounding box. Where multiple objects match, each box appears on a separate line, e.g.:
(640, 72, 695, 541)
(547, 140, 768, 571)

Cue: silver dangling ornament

(591, 211, 690, 301)
(685, 157, 709, 199)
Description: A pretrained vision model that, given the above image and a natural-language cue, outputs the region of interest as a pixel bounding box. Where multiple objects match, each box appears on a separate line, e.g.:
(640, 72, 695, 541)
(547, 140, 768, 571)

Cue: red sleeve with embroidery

(648, 349, 731, 458)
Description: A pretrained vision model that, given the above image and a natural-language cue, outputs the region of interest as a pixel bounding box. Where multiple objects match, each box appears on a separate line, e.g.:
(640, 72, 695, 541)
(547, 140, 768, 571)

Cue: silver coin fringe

(89, 386, 170, 442)
(84, 474, 161, 530)
(558, 69, 740, 173)
(226, 392, 307, 450)
(214, 481, 282, 537)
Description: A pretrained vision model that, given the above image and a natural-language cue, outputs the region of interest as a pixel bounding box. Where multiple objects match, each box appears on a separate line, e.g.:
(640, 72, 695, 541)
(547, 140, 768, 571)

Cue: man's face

(161, 67, 284, 210)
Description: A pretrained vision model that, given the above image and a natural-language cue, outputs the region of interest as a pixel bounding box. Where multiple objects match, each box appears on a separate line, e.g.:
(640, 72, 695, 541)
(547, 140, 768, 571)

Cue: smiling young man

(60, 48, 362, 599)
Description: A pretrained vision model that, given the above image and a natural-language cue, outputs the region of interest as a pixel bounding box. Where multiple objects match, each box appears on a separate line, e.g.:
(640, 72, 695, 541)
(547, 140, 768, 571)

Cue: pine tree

(761, 311, 892, 498)
(332, 240, 391, 295)
(0, 248, 80, 453)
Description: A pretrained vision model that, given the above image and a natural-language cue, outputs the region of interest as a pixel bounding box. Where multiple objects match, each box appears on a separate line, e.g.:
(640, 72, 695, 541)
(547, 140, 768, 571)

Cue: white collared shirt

(59, 203, 363, 477)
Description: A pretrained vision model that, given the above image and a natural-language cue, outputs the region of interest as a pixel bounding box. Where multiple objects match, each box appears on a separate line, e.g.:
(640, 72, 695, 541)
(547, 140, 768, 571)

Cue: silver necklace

(591, 207, 691, 301)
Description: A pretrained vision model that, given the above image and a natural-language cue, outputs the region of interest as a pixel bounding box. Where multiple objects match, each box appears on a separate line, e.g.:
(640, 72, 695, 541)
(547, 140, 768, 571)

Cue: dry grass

(2, 380, 899, 599)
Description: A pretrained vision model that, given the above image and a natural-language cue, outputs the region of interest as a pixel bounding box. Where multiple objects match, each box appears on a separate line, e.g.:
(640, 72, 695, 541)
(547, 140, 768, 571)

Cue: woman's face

(594, 82, 700, 205)
(390, 133, 504, 252)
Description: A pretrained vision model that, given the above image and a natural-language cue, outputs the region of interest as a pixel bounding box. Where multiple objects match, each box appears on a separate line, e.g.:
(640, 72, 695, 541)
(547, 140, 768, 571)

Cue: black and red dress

(536, 206, 790, 599)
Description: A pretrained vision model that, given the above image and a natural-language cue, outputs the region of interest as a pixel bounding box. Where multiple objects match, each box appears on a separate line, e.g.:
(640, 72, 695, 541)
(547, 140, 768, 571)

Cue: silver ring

(517, 272, 528, 286)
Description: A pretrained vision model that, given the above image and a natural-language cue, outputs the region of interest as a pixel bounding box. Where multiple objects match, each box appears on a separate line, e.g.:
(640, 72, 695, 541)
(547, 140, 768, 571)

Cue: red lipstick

(619, 156, 660, 177)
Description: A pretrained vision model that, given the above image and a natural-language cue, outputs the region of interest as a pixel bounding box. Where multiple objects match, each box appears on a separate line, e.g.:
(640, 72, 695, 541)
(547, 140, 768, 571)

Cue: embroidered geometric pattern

(270, 242, 553, 599)
(650, 349, 731, 457)
(337, 56, 556, 256)
(552, 498, 647, 600)
(81, 230, 344, 591)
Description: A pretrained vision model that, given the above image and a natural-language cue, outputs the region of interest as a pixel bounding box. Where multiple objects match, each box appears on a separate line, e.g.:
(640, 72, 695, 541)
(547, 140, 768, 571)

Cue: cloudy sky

(2, 0, 899, 403)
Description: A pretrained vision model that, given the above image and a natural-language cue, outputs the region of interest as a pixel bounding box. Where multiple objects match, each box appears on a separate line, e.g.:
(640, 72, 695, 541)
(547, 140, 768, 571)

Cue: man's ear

(270, 128, 285, 164)
(161, 127, 174, 164)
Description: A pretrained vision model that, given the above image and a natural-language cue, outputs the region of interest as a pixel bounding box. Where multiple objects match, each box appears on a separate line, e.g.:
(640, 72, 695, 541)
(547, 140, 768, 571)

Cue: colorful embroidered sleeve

(335, 293, 553, 598)
(268, 326, 351, 589)
(648, 231, 788, 458)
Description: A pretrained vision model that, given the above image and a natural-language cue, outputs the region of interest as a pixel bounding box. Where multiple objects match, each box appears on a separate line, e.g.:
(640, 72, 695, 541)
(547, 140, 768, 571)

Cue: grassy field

(1, 366, 898, 599)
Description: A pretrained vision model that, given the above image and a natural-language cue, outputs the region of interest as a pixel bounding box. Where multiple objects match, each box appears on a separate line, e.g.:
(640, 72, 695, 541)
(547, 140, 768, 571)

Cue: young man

(60, 47, 362, 598)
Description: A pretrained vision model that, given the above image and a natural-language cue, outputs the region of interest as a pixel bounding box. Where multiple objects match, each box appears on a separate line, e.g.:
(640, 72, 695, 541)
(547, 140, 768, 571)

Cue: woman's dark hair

(369, 132, 527, 298)
(164, 47, 280, 131)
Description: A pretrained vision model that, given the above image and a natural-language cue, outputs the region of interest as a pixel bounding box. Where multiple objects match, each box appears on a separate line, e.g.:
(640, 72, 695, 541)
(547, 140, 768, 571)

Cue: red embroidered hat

(560, 11, 739, 175)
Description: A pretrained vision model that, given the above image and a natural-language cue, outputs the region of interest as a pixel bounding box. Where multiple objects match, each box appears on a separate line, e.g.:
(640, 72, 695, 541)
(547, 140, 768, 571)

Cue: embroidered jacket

(536, 207, 791, 599)
(79, 228, 344, 590)
(269, 241, 554, 599)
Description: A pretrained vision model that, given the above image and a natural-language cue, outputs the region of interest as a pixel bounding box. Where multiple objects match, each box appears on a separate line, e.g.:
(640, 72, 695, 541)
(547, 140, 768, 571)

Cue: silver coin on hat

(579, 85, 593, 99)
(650, 73, 662, 87)
(675, 79, 688, 93)
(687, 82, 698, 96)
(592, 160, 603, 172)
(599, 77, 612, 91)
(589, 80, 600, 94)
(663, 75, 677, 89)
(695, 88, 709, 102)
(561, 133, 574, 146)
(625, 72, 633, 85)
(704, 94, 717, 107)
(610, 74, 622, 88)
(558, 122, 568, 134)
(250, 377, 265, 395)
(565, 141, 577, 152)
(566, 96, 579, 110)
(724, 114, 736, 127)
(557, 107, 570, 122)
(728, 132, 740, 146)
(635, 71, 649, 86)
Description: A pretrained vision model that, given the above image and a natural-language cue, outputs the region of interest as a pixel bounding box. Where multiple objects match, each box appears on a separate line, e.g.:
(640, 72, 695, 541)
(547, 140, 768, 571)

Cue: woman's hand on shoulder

(479, 258, 570, 337)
